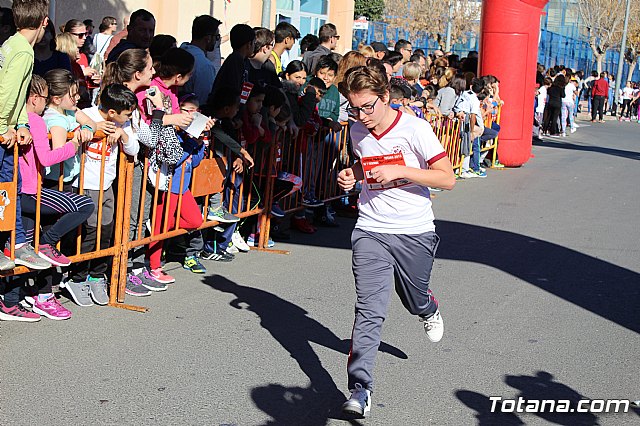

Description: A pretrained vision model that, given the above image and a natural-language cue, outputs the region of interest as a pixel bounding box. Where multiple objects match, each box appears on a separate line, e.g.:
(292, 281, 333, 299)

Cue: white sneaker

(460, 170, 478, 179)
(570, 127, 577, 133)
(226, 244, 239, 254)
(342, 383, 371, 418)
(232, 231, 250, 252)
(422, 309, 444, 342)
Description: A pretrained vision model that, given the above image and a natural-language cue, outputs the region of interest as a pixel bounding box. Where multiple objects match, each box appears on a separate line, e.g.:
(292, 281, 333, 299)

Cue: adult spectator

(591, 72, 609, 123)
(34, 20, 72, 76)
(81, 19, 96, 61)
(394, 39, 412, 63)
(302, 23, 339, 75)
(299, 34, 319, 57)
(149, 34, 176, 62)
(358, 44, 375, 58)
(0, 7, 16, 45)
(266, 22, 299, 75)
(180, 15, 222, 105)
(370, 41, 388, 60)
(383, 51, 404, 76)
(433, 49, 444, 59)
(410, 52, 427, 71)
(93, 16, 117, 64)
(106, 9, 155, 64)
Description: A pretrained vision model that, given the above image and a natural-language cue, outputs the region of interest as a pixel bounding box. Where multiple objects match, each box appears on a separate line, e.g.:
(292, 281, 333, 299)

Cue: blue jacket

(170, 132, 206, 194)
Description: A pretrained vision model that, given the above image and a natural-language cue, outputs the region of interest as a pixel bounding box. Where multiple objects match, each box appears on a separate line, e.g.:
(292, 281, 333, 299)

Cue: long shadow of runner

(203, 275, 407, 425)
(435, 221, 640, 334)
(533, 138, 640, 161)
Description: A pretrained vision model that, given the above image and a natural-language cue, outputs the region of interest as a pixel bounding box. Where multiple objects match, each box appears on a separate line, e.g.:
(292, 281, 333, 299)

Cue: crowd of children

(0, 2, 502, 325)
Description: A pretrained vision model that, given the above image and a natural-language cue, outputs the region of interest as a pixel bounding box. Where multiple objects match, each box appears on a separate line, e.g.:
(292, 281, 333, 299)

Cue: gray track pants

(347, 228, 440, 391)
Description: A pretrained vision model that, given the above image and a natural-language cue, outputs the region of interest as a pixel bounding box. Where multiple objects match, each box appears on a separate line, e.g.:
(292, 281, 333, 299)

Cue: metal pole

(445, 1, 453, 52)
(261, 0, 271, 28)
(615, 0, 631, 104)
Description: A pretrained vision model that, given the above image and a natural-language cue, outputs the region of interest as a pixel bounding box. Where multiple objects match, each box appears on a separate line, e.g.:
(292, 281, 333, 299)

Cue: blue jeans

(470, 137, 482, 172)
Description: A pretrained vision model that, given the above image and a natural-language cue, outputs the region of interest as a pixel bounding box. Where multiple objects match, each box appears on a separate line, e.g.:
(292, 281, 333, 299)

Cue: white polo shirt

(351, 110, 447, 234)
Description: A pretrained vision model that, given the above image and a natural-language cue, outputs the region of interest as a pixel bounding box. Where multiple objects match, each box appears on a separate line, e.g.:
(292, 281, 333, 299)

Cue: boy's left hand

(97, 121, 117, 134)
(106, 128, 124, 146)
(232, 157, 244, 174)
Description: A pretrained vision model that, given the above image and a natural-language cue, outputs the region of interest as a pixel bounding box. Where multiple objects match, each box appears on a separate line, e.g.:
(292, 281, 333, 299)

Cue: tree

(384, 0, 480, 51)
(354, 0, 385, 21)
(622, 1, 640, 83)
(577, 0, 626, 73)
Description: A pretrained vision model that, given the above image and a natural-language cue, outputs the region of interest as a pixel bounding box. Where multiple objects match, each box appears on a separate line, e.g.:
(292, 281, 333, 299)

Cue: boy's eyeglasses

(346, 97, 380, 117)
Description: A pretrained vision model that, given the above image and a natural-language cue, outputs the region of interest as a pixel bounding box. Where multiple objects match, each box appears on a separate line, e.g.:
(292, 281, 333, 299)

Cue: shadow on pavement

(436, 221, 640, 334)
(284, 218, 640, 334)
(202, 275, 406, 424)
(533, 138, 640, 161)
(458, 371, 639, 425)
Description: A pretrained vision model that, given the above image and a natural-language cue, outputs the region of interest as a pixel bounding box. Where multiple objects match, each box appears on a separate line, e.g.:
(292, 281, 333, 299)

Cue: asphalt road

(1, 116, 638, 425)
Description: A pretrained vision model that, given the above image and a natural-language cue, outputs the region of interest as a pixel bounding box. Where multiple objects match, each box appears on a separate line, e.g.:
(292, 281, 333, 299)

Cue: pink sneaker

(32, 294, 72, 320)
(149, 267, 175, 284)
(38, 244, 71, 267)
(0, 300, 41, 322)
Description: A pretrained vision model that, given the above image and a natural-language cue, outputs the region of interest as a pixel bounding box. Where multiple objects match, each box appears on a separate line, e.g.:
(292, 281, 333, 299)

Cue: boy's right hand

(1, 129, 16, 148)
(338, 167, 357, 192)
(240, 149, 254, 169)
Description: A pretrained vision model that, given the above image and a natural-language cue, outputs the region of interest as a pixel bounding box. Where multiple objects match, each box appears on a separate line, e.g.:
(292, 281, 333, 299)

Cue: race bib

(361, 152, 410, 190)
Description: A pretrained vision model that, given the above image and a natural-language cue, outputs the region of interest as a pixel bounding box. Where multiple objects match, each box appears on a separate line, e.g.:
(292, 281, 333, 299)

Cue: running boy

(337, 65, 455, 418)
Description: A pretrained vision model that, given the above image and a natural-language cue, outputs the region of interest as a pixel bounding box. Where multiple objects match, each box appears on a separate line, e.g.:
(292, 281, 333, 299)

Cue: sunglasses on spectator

(333, 35, 341, 40)
(71, 32, 89, 39)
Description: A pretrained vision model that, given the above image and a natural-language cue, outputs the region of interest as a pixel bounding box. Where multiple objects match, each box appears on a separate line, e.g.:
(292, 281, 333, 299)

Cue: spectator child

(0, 0, 51, 274)
(62, 84, 139, 307)
(17, 75, 94, 320)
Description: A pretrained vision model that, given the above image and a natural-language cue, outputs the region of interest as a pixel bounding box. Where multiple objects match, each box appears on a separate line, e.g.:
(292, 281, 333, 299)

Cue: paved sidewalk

(1, 117, 638, 425)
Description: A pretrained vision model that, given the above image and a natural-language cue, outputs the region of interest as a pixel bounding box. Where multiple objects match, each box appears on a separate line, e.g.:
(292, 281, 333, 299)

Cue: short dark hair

(389, 85, 405, 100)
(230, 24, 255, 50)
(99, 84, 138, 113)
(470, 77, 486, 94)
(308, 77, 327, 92)
(409, 53, 424, 63)
(275, 103, 291, 122)
(383, 51, 403, 67)
(282, 60, 307, 78)
(300, 34, 319, 54)
(317, 23, 337, 43)
(274, 22, 300, 43)
(83, 19, 94, 28)
(263, 87, 286, 109)
(252, 27, 274, 54)
(192, 15, 221, 40)
(209, 86, 240, 110)
(370, 41, 388, 54)
(394, 39, 411, 52)
(129, 9, 155, 28)
(248, 84, 266, 100)
(155, 47, 195, 78)
(12, 0, 48, 30)
(314, 55, 338, 74)
(149, 34, 177, 60)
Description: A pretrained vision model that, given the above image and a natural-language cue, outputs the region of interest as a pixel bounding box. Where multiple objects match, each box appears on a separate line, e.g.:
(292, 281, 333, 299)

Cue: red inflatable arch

(479, 0, 549, 167)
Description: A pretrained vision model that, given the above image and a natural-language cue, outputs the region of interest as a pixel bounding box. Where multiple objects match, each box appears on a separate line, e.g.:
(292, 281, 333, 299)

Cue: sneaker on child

(0, 252, 15, 271)
(31, 294, 72, 320)
(38, 243, 71, 267)
(342, 383, 371, 418)
(87, 276, 109, 305)
(149, 267, 176, 284)
(301, 197, 324, 208)
(60, 279, 94, 307)
(207, 206, 240, 223)
(0, 299, 41, 322)
(226, 244, 239, 254)
(125, 274, 152, 297)
(232, 231, 251, 252)
(247, 234, 275, 248)
(14, 244, 51, 270)
(271, 202, 286, 218)
(421, 309, 444, 342)
(183, 255, 207, 273)
(136, 268, 167, 291)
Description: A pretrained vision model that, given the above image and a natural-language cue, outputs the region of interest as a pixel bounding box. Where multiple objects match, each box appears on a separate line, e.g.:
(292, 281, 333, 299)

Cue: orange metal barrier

(481, 104, 502, 167)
